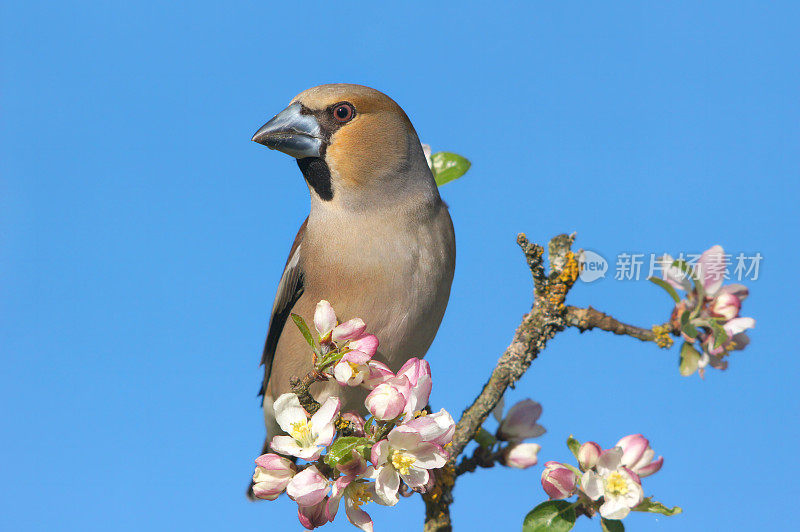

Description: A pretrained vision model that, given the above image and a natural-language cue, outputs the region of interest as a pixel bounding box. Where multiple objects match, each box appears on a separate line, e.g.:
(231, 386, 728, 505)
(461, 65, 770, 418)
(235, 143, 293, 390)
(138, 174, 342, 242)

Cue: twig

(290, 370, 363, 438)
(565, 306, 675, 348)
(289, 370, 327, 414)
(454, 446, 504, 476)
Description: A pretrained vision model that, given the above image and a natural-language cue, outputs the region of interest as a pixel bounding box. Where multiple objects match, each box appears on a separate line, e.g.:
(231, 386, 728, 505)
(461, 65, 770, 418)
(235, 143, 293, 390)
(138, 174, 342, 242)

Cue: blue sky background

(3, 1, 798, 530)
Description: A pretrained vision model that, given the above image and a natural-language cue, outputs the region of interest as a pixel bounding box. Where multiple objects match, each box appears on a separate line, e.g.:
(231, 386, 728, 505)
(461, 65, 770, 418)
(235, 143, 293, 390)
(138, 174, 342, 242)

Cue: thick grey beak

(251, 103, 323, 159)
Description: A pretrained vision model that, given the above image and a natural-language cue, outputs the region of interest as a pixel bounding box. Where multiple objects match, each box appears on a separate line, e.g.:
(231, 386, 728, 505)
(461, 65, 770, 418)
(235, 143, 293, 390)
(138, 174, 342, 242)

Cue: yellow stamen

(290, 420, 315, 447)
(349, 484, 373, 506)
(391, 451, 416, 475)
(604, 471, 629, 497)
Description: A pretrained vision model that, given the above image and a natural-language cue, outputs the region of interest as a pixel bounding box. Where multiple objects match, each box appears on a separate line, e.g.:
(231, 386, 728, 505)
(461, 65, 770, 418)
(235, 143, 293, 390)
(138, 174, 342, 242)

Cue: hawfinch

(248, 84, 455, 495)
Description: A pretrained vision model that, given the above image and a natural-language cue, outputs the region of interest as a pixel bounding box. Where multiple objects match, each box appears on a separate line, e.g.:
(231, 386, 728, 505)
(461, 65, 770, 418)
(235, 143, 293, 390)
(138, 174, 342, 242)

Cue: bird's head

(252, 84, 437, 210)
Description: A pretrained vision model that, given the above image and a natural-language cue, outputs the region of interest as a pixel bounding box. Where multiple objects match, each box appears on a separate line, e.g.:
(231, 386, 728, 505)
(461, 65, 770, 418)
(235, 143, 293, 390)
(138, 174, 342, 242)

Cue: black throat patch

(297, 157, 333, 201)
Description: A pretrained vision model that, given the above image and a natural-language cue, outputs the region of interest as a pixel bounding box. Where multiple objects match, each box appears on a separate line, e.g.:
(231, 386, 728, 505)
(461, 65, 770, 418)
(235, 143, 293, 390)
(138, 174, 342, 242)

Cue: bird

(247, 84, 456, 498)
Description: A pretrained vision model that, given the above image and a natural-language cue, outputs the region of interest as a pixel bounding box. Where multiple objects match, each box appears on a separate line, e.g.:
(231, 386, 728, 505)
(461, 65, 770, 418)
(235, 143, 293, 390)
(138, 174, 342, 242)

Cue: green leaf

(647, 276, 680, 304)
(632, 497, 682, 516)
(363, 416, 375, 435)
(324, 436, 371, 467)
(431, 152, 471, 186)
(680, 310, 699, 339)
(670, 259, 694, 279)
(475, 427, 496, 448)
(317, 349, 346, 371)
(291, 314, 317, 350)
(708, 320, 729, 349)
(679, 341, 701, 376)
(601, 518, 625, 532)
(566, 435, 581, 460)
(522, 500, 576, 532)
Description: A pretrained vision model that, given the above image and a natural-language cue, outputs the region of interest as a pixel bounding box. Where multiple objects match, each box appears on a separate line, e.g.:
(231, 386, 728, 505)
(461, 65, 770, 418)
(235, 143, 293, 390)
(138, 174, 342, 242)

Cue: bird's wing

(259, 218, 307, 398)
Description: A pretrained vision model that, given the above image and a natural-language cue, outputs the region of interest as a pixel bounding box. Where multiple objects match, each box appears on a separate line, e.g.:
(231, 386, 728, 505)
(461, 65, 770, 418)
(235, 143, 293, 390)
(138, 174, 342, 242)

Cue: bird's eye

(332, 103, 355, 123)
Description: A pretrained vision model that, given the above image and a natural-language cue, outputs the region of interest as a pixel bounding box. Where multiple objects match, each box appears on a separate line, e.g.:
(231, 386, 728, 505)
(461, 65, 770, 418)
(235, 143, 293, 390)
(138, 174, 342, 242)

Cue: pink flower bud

(297, 499, 329, 530)
(697, 245, 726, 296)
(497, 399, 545, 441)
(348, 334, 379, 357)
(362, 360, 394, 390)
(402, 409, 455, 447)
(397, 358, 432, 416)
(251, 454, 296, 500)
(615, 434, 663, 478)
(577, 441, 601, 471)
(286, 466, 330, 507)
(332, 318, 367, 344)
(397, 357, 432, 386)
(710, 292, 741, 321)
(313, 300, 337, 339)
(541, 461, 577, 499)
(365, 377, 409, 420)
(504, 443, 541, 469)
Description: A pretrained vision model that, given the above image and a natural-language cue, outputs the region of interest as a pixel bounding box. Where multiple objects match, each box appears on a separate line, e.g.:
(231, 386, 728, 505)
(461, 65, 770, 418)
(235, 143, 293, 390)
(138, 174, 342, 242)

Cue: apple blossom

(333, 351, 373, 387)
(541, 461, 578, 499)
(298, 498, 330, 530)
(362, 360, 395, 390)
(504, 442, 541, 469)
(287, 465, 331, 507)
(657, 246, 755, 376)
(365, 376, 410, 420)
(270, 393, 340, 460)
(313, 300, 337, 341)
(326, 454, 394, 532)
(402, 409, 456, 448)
(704, 317, 754, 357)
(658, 254, 693, 292)
(251, 453, 296, 500)
(312, 299, 369, 348)
(332, 318, 367, 344)
(615, 434, 663, 478)
(695, 245, 726, 296)
(497, 399, 546, 442)
(348, 334, 379, 357)
(577, 441, 601, 471)
(371, 424, 449, 503)
(710, 291, 741, 321)
(581, 448, 644, 519)
(396, 358, 433, 417)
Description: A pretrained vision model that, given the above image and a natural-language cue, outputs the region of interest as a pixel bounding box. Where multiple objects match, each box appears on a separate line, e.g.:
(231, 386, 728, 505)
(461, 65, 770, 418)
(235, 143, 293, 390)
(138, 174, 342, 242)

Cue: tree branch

(565, 306, 675, 348)
(421, 234, 684, 531)
(423, 233, 579, 532)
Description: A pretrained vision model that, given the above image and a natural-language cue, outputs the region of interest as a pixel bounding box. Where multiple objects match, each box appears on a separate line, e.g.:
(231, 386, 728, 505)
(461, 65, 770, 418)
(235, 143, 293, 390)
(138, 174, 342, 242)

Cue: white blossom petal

(273, 393, 307, 433)
(581, 471, 604, 500)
